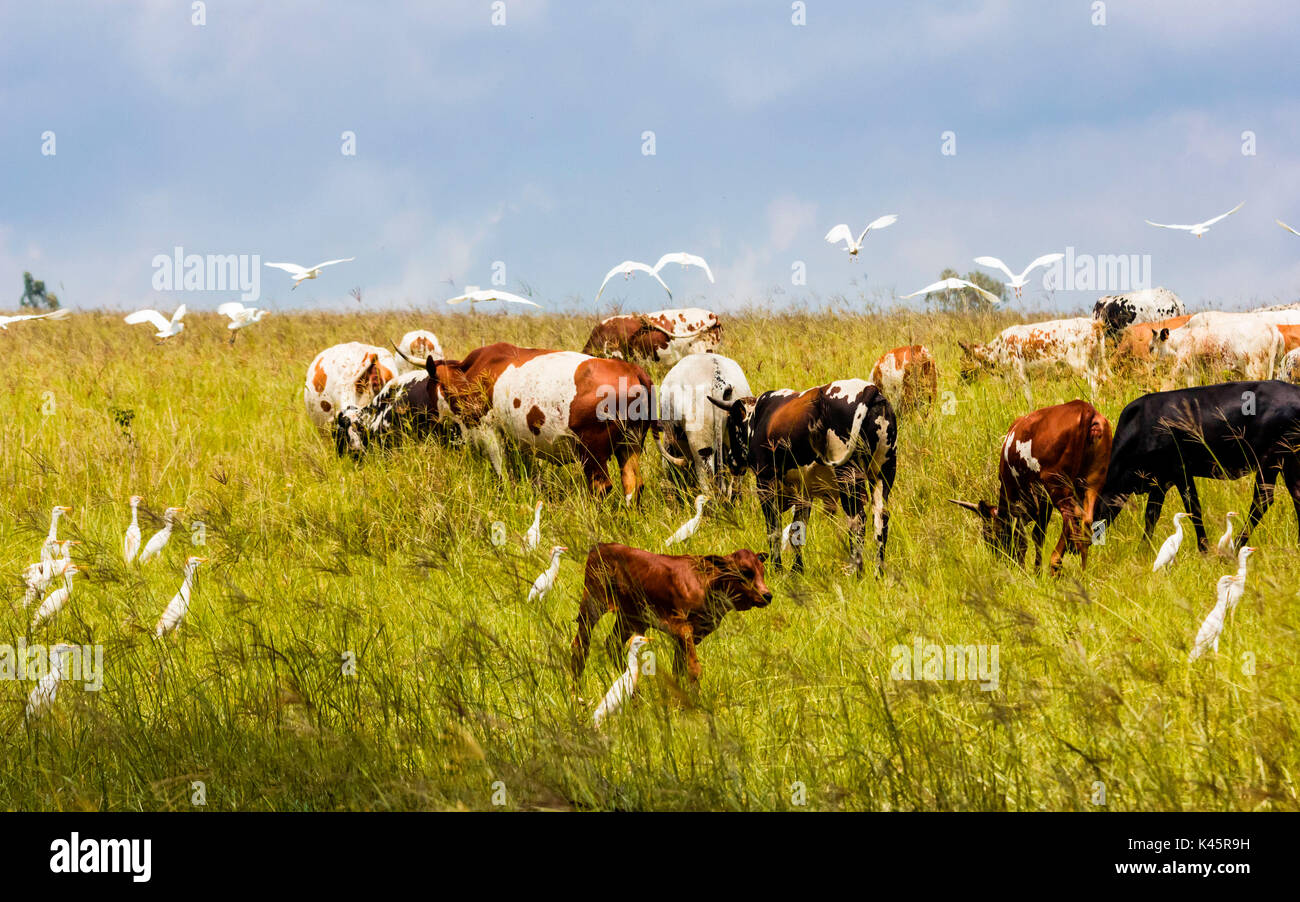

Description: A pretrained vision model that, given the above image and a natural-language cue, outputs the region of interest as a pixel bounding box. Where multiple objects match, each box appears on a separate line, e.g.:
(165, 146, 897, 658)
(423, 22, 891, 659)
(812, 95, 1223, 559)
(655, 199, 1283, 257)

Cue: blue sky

(4, 0, 1299, 313)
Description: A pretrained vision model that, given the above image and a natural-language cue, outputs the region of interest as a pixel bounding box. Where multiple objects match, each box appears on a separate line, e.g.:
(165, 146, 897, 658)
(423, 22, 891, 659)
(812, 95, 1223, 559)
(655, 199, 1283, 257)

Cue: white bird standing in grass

(1189, 546, 1256, 661)
(155, 556, 207, 637)
(596, 261, 672, 301)
(523, 501, 543, 552)
(527, 546, 566, 602)
(40, 505, 72, 564)
(124, 304, 187, 339)
(593, 634, 653, 730)
(138, 506, 183, 564)
(26, 643, 77, 719)
(824, 215, 898, 257)
(1152, 512, 1191, 571)
(124, 495, 143, 563)
(445, 288, 541, 308)
(902, 277, 1003, 307)
(972, 253, 1065, 299)
(1216, 511, 1240, 558)
(653, 252, 715, 283)
(32, 564, 80, 627)
(0, 308, 70, 331)
(1145, 201, 1244, 237)
(217, 302, 269, 340)
(265, 258, 354, 290)
(23, 540, 77, 607)
(665, 494, 707, 547)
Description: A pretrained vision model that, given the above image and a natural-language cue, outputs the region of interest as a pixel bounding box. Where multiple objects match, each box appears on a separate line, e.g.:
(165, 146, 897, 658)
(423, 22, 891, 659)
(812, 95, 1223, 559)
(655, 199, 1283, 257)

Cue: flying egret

(0, 308, 70, 331)
(824, 215, 898, 257)
(1189, 546, 1256, 661)
(665, 494, 708, 547)
(265, 258, 354, 290)
(1277, 220, 1300, 237)
(217, 302, 269, 342)
(22, 540, 77, 607)
(124, 304, 187, 339)
(1152, 512, 1191, 571)
(523, 501, 543, 552)
(138, 506, 183, 564)
(32, 564, 80, 627)
(527, 546, 566, 602)
(593, 634, 653, 729)
(1145, 202, 1244, 237)
(1215, 511, 1239, 558)
(155, 556, 207, 637)
(596, 262, 672, 301)
(445, 288, 541, 308)
(40, 505, 72, 564)
(972, 253, 1065, 299)
(902, 277, 1002, 307)
(124, 495, 143, 563)
(26, 643, 77, 719)
(653, 252, 715, 283)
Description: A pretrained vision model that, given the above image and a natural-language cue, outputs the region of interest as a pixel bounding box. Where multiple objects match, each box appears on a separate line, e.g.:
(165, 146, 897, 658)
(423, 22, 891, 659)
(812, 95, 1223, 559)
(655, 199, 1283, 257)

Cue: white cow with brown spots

(582, 308, 722, 365)
(959, 317, 1110, 394)
(1152, 312, 1286, 387)
(303, 342, 399, 431)
(394, 330, 443, 373)
(869, 345, 937, 413)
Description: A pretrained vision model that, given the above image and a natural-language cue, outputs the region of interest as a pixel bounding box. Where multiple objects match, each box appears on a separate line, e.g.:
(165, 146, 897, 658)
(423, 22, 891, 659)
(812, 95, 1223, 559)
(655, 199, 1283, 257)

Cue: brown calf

(951, 399, 1111, 574)
(571, 543, 771, 682)
(870, 345, 937, 414)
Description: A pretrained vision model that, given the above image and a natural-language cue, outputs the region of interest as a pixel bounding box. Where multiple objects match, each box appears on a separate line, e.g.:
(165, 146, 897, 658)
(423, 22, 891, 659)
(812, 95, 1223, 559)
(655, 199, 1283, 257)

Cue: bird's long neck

(547, 555, 562, 576)
(130, 504, 139, 528)
(1236, 557, 1250, 579)
(46, 515, 61, 542)
(531, 507, 542, 528)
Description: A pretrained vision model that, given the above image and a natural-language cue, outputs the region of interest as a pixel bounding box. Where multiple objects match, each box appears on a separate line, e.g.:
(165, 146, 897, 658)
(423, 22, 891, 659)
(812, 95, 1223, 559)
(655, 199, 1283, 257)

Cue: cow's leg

(789, 498, 813, 574)
(870, 454, 896, 575)
(578, 443, 614, 498)
(1029, 504, 1049, 570)
(1142, 485, 1168, 542)
(1176, 478, 1208, 552)
(615, 444, 644, 507)
(673, 622, 701, 683)
(1283, 461, 1300, 544)
(1242, 470, 1277, 547)
(837, 471, 867, 577)
(570, 590, 608, 682)
(760, 484, 785, 571)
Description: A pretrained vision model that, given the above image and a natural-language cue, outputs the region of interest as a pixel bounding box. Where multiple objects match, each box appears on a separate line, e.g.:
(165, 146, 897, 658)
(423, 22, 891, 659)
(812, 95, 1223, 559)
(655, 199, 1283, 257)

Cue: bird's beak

(58, 506, 72, 513)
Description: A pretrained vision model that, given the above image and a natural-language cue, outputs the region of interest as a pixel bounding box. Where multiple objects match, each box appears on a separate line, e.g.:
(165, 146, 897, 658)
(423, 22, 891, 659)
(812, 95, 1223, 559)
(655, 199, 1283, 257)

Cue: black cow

(1095, 381, 1300, 551)
(709, 379, 897, 575)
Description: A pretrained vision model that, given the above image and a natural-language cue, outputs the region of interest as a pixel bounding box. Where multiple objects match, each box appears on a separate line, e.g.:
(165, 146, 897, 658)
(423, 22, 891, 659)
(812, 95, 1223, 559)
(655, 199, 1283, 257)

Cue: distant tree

(20, 271, 60, 311)
(923, 267, 1004, 312)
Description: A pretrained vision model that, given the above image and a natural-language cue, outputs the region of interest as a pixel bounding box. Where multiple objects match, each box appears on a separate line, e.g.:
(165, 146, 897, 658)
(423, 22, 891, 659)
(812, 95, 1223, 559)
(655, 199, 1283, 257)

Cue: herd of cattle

(301, 293, 1300, 680)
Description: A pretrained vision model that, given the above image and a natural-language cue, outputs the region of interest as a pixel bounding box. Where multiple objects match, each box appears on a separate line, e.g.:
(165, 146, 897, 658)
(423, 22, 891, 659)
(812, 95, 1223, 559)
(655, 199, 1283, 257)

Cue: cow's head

(333, 377, 413, 457)
(704, 549, 772, 609)
(706, 394, 757, 474)
(948, 499, 1026, 560)
(334, 405, 368, 457)
(957, 341, 994, 382)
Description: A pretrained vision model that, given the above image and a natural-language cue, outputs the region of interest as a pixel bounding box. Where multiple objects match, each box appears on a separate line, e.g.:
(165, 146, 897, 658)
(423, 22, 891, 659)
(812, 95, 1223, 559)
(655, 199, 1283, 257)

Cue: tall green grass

(0, 305, 1295, 811)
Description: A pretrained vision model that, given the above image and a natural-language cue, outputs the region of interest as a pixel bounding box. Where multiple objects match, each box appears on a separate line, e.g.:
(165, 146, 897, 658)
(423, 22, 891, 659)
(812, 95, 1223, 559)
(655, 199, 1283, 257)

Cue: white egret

(155, 556, 207, 637)
(527, 546, 566, 602)
(1152, 512, 1191, 571)
(26, 643, 78, 719)
(22, 540, 77, 607)
(445, 288, 540, 308)
(32, 564, 80, 627)
(217, 302, 269, 340)
(902, 277, 1002, 307)
(1189, 546, 1256, 661)
(40, 505, 72, 564)
(972, 253, 1064, 299)
(138, 506, 183, 564)
(593, 635, 653, 729)
(265, 258, 354, 290)
(653, 252, 715, 282)
(824, 215, 898, 257)
(124, 304, 187, 339)
(1145, 202, 1244, 237)
(124, 495, 143, 563)
(523, 501, 543, 552)
(596, 262, 672, 301)
(665, 494, 707, 547)
(0, 308, 69, 331)
(1215, 511, 1239, 558)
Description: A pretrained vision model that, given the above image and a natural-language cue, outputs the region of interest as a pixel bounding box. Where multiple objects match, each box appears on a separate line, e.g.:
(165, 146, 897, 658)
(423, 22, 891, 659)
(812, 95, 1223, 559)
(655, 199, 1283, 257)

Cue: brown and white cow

(710, 379, 897, 576)
(1110, 314, 1192, 372)
(357, 342, 657, 501)
(582, 307, 721, 365)
(951, 399, 1111, 574)
(870, 345, 937, 414)
(570, 542, 771, 683)
(303, 342, 399, 431)
(959, 318, 1110, 394)
(394, 330, 444, 373)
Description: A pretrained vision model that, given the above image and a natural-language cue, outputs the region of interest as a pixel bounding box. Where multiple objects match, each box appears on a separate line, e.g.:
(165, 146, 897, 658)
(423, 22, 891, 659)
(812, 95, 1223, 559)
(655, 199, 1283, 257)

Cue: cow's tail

(818, 397, 869, 468)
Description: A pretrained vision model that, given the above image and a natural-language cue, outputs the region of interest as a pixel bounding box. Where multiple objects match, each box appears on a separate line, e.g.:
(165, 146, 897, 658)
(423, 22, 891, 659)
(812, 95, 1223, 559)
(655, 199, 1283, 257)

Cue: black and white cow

(1096, 381, 1300, 551)
(709, 379, 897, 575)
(1092, 287, 1185, 336)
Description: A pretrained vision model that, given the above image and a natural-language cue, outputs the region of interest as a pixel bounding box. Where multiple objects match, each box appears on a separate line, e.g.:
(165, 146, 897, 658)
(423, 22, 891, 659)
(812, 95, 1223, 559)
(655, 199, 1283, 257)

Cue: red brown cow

(870, 345, 937, 414)
(582, 307, 721, 365)
(571, 542, 772, 683)
(951, 399, 1111, 574)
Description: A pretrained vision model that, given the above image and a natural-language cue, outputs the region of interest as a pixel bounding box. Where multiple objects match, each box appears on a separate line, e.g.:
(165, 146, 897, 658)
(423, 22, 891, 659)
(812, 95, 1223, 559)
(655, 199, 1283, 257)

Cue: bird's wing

(1277, 219, 1300, 237)
(124, 309, 171, 331)
(973, 256, 1016, 282)
(265, 262, 309, 276)
(310, 258, 355, 270)
(171, 304, 187, 323)
(597, 262, 669, 300)
(654, 252, 714, 282)
(1198, 201, 1245, 229)
(858, 214, 898, 244)
(824, 224, 854, 249)
(217, 302, 247, 318)
(1144, 220, 1194, 231)
(901, 279, 954, 299)
(468, 290, 541, 308)
(1016, 252, 1065, 281)
(444, 294, 470, 305)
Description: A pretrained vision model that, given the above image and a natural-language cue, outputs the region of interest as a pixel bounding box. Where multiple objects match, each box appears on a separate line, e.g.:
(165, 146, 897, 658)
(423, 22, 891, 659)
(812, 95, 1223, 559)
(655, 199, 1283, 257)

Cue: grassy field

(1, 304, 1296, 812)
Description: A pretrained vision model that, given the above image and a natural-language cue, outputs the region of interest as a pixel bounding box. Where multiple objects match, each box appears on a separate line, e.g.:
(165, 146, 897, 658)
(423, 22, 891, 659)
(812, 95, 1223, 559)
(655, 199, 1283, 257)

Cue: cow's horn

(948, 499, 981, 513)
(392, 341, 424, 367)
(706, 394, 739, 413)
(657, 431, 689, 467)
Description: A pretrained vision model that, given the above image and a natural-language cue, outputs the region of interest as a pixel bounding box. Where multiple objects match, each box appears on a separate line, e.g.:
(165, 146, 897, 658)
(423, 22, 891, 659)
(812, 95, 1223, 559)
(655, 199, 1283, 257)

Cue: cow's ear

(1158, 328, 1170, 341)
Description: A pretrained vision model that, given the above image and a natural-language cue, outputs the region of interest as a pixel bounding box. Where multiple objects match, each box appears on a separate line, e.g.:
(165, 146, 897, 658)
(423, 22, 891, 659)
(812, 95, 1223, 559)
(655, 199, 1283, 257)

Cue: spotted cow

(303, 342, 398, 432)
(657, 352, 752, 500)
(1092, 286, 1185, 337)
(1152, 312, 1284, 387)
(869, 345, 937, 414)
(582, 307, 722, 365)
(394, 330, 444, 373)
(709, 379, 897, 576)
(951, 400, 1112, 574)
(959, 317, 1110, 393)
